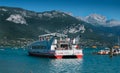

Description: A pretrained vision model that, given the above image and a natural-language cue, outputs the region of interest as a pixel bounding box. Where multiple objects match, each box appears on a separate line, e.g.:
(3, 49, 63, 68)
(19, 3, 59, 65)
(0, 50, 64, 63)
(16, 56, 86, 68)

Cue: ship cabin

(28, 33, 80, 51)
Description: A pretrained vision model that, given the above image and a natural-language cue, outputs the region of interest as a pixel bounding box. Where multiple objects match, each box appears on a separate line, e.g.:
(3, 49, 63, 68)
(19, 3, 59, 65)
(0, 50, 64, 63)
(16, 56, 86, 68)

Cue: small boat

(97, 50, 109, 55)
(27, 33, 83, 59)
(93, 48, 110, 55)
(112, 48, 120, 55)
(112, 36, 120, 55)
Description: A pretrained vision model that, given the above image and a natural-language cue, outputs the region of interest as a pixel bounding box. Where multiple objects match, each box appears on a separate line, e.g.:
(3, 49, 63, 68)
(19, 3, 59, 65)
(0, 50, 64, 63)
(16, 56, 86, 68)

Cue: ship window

(61, 44, 68, 49)
(32, 45, 46, 49)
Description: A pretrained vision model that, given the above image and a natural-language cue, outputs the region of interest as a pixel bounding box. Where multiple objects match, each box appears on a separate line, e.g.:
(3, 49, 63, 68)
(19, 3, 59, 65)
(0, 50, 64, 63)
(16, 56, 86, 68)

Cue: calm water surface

(0, 48, 120, 73)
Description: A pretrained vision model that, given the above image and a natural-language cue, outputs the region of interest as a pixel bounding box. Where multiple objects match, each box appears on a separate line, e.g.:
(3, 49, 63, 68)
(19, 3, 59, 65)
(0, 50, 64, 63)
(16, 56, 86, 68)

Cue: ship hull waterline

(28, 52, 83, 59)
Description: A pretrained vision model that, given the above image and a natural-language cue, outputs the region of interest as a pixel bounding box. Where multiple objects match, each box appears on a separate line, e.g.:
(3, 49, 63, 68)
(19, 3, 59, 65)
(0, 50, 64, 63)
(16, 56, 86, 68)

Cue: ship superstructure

(28, 33, 83, 59)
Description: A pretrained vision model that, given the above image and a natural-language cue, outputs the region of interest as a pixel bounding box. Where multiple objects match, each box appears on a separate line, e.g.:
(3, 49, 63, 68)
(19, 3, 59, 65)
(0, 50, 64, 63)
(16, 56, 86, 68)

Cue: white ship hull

(28, 49, 83, 59)
(28, 33, 83, 59)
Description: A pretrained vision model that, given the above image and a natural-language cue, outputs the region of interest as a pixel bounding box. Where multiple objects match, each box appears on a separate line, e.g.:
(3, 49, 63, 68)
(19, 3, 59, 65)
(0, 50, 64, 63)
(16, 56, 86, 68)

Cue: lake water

(0, 48, 120, 73)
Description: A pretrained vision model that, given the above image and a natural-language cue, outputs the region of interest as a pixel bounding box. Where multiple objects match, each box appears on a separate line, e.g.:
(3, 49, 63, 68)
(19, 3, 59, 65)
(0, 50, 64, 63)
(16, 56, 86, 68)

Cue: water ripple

(49, 59, 83, 73)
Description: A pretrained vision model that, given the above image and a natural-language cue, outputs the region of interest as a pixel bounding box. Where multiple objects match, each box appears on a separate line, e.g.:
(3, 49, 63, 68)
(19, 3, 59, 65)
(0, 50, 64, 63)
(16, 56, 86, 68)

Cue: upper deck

(28, 33, 81, 51)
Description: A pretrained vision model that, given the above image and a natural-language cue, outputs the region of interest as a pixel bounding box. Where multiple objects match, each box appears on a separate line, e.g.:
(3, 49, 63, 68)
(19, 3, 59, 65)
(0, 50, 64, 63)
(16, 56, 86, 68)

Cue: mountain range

(0, 6, 120, 45)
(77, 14, 120, 27)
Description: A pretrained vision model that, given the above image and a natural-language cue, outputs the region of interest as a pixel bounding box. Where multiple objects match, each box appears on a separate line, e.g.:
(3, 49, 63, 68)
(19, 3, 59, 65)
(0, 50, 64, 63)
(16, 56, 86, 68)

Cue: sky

(0, 0, 120, 20)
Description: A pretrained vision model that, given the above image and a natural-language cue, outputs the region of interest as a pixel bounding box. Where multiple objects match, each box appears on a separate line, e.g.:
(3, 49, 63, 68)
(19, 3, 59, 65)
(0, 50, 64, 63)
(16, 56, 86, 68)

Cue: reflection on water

(0, 49, 83, 73)
(49, 59, 83, 73)
(2, 49, 120, 73)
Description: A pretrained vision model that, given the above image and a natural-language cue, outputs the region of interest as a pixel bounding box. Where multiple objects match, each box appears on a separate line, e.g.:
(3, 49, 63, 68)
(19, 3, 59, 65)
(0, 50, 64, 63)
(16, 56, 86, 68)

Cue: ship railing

(38, 33, 67, 38)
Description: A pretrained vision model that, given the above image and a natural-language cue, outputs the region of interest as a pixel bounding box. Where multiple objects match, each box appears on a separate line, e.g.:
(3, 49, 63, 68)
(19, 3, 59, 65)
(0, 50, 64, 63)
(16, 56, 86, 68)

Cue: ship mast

(118, 36, 120, 46)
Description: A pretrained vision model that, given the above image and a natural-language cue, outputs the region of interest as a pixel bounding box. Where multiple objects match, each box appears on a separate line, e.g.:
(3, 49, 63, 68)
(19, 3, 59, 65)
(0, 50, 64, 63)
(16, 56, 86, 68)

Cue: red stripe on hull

(29, 52, 83, 59)
(76, 55, 82, 59)
(55, 55, 63, 59)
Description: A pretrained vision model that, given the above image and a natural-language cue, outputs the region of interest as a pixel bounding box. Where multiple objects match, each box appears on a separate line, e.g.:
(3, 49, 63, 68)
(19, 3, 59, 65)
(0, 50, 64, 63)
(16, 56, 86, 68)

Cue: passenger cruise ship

(28, 33, 83, 59)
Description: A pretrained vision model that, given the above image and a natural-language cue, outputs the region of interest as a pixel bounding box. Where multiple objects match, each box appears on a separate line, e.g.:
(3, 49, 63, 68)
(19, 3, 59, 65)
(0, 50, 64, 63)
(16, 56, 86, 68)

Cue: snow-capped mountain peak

(85, 14, 106, 25)
(79, 13, 120, 27)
